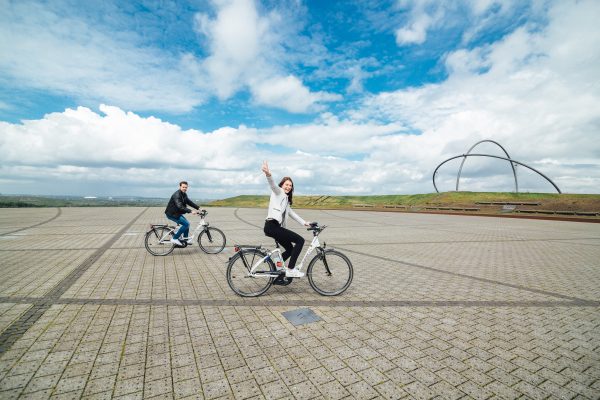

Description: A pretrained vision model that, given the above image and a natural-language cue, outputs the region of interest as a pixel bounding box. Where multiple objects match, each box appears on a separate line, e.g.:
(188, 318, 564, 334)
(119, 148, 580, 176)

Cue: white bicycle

(226, 223, 353, 297)
(144, 210, 226, 256)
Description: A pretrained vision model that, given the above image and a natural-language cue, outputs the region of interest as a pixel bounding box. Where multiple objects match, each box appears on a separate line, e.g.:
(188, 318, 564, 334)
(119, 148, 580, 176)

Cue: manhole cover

(282, 308, 322, 326)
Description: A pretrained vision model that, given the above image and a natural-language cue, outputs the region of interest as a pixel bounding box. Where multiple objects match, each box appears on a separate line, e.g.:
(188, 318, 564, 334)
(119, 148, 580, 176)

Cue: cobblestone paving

(0, 207, 598, 399)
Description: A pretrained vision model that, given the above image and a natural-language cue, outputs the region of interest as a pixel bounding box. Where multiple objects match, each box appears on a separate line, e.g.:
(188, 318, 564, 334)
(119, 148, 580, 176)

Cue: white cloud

(0, 105, 256, 170)
(394, 0, 519, 47)
(1, 1, 598, 197)
(195, 0, 268, 99)
(0, 1, 203, 113)
(251, 75, 341, 113)
(360, 0, 600, 193)
(260, 117, 404, 157)
(394, 0, 445, 46)
(395, 11, 433, 45)
(0, 104, 433, 197)
(0, 0, 337, 115)
(192, 0, 339, 113)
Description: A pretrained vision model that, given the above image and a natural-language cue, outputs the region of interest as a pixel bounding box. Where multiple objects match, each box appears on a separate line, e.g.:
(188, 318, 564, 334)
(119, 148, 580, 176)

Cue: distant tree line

(0, 196, 171, 208)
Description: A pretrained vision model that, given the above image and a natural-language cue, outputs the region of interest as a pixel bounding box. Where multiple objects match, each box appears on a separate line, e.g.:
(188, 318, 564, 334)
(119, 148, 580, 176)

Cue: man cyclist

(165, 181, 200, 246)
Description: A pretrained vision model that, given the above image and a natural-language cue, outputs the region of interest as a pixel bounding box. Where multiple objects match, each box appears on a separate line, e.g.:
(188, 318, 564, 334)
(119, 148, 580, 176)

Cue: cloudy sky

(1, 0, 599, 198)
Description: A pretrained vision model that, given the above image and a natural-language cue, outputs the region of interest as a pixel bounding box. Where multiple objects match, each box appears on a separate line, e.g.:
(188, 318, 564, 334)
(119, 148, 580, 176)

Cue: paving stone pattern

(0, 206, 599, 399)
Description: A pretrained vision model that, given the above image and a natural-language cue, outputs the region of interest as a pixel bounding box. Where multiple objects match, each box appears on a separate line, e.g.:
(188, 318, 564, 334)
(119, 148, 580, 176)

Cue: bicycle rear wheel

(227, 248, 276, 297)
(307, 249, 353, 296)
(144, 227, 175, 256)
(198, 227, 226, 254)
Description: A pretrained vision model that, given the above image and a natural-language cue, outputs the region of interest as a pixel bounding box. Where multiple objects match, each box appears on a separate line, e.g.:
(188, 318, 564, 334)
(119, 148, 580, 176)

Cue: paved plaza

(0, 206, 598, 399)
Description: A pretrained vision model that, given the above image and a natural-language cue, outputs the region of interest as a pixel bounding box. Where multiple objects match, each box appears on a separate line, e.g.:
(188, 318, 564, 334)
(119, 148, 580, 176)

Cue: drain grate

(282, 308, 322, 326)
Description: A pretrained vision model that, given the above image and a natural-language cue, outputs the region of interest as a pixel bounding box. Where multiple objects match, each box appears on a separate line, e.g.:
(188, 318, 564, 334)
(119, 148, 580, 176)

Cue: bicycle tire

(198, 227, 226, 254)
(144, 227, 175, 256)
(307, 249, 353, 296)
(227, 248, 276, 297)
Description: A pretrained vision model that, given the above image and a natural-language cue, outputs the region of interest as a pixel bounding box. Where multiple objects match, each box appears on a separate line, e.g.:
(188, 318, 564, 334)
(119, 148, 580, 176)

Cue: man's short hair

(179, 181, 188, 186)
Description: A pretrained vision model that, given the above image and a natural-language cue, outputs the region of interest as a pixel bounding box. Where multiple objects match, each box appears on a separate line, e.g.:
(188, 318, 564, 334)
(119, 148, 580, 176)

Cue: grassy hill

(209, 192, 600, 218)
(2, 192, 599, 218)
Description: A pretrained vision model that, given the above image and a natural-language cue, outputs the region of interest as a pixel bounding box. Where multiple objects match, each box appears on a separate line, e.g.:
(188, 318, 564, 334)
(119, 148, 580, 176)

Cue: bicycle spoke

(144, 227, 175, 256)
(227, 249, 275, 297)
(199, 227, 226, 254)
(307, 250, 353, 296)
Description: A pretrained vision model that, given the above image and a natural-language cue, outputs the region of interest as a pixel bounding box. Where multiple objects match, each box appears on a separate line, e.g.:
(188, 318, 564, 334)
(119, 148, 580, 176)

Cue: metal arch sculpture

(432, 140, 561, 194)
(456, 140, 518, 192)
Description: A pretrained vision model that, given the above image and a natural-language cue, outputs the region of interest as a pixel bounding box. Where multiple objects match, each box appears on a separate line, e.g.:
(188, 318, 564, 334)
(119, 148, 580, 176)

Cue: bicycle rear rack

(233, 244, 262, 252)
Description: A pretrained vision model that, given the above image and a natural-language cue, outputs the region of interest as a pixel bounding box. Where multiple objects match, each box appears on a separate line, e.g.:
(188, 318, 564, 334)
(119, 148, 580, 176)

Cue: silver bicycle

(144, 210, 226, 256)
(226, 223, 353, 297)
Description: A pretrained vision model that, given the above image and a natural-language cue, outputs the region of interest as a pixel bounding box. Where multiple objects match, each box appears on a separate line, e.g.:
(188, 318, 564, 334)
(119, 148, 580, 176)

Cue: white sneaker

(170, 238, 182, 246)
(182, 237, 193, 244)
(285, 268, 304, 278)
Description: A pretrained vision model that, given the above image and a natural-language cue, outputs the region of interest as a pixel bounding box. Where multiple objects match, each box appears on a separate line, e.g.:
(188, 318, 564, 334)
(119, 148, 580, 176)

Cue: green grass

(209, 195, 271, 208)
(209, 192, 600, 210)
(3, 192, 599, 212)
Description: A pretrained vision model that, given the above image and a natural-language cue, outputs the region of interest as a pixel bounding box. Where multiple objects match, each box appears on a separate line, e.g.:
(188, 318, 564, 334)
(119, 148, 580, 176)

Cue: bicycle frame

(153, 214, 208, 244)
(181, 215, 208, 241)
(247, 232, 323, 276)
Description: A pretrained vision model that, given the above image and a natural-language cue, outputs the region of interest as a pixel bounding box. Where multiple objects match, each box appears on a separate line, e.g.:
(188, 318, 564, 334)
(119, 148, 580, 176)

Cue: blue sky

(1, 0, 599, 198)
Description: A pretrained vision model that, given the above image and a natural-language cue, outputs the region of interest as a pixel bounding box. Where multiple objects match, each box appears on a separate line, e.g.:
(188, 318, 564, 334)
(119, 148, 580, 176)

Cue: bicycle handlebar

(307, 223, 327, 233)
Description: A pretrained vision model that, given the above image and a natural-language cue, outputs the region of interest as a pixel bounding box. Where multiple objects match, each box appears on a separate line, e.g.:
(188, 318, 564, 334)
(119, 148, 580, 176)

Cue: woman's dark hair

(278, 177, 294, 205)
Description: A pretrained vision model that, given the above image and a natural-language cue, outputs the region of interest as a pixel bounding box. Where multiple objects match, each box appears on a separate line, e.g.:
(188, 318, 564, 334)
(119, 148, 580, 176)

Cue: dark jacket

(165, 190, 199, 218)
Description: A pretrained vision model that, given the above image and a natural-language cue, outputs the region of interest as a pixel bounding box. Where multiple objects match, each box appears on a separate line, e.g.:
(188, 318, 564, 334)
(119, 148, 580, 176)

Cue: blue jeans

(166, 214, 190, 240)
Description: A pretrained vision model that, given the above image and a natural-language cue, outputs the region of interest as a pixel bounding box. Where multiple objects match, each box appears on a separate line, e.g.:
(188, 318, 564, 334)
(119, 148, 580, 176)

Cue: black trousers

(264, 220, 305, 269)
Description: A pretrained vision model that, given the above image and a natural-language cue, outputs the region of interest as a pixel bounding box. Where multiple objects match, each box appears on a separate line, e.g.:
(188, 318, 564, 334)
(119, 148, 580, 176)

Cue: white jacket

(265, 175, 306, 227)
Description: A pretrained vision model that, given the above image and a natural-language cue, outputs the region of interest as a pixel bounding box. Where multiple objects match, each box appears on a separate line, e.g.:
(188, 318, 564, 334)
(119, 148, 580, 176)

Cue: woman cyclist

(261, 161, 311, 278)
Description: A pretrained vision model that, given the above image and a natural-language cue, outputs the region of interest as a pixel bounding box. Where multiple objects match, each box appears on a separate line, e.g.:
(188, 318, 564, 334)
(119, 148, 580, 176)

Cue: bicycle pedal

(273, 276, 293, 286)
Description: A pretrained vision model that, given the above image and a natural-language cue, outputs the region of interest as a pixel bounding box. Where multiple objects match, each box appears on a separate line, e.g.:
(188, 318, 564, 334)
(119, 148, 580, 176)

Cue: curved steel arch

(456, 140, 518, 192)
(432, 153, 561, 194)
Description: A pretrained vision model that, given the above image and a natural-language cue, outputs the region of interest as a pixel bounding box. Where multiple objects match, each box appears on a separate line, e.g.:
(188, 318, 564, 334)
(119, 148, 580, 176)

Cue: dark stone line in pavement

(45, 208, 148, 300)
(0, 305, 48, 353)
(234, 208, 262, 228)
(0, 248, 103, 252)
(3, 232, 124, 237)
(2, 235, 598, 252)
(0, 207, 62, 236)
(1, 296, 598, 308)
(0, 207, 148, 355)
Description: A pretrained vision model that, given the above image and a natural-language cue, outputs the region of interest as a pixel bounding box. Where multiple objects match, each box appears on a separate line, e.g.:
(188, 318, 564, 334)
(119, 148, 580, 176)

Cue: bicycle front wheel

(227, 249, 275, 297)
(144, 227, 175, 256)
(307, 249, 353, 296)
(198, 227, 226, 254)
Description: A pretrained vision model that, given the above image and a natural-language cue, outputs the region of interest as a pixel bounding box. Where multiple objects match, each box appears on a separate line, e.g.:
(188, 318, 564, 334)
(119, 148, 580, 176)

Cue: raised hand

(261, 160, 271, 176)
